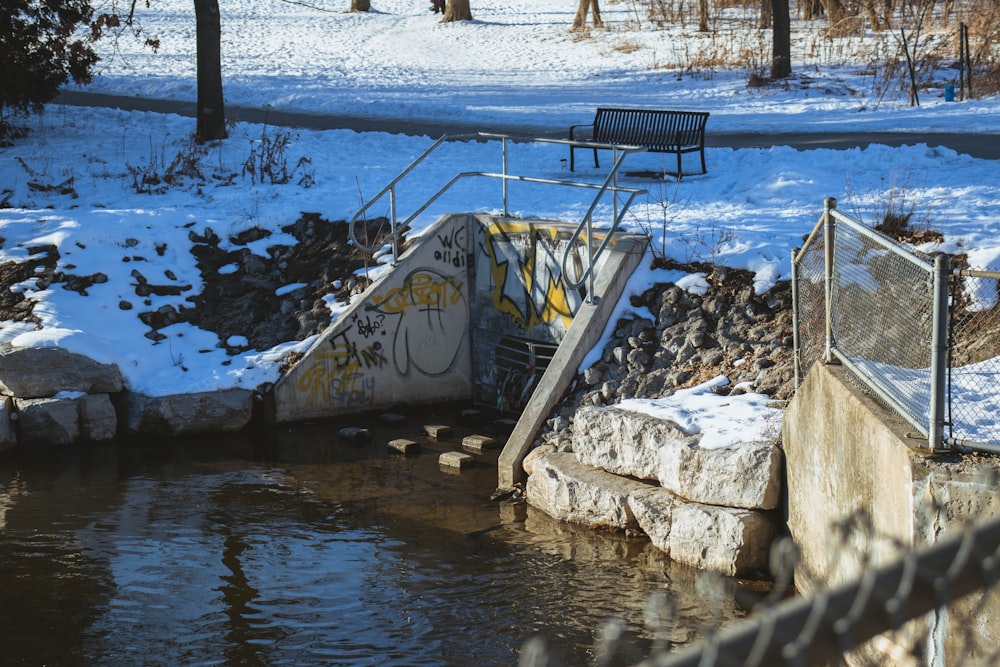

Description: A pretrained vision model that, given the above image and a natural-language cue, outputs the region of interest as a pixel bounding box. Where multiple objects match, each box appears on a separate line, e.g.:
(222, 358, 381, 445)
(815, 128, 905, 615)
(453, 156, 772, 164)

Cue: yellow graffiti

(295, 341, 379, 406)
(483, 222, 608, 331)
(370, 272, 464, 315)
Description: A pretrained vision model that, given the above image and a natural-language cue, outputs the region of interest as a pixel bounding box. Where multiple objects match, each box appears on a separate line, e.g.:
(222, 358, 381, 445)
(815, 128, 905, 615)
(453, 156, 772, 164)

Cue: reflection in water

(0, 408, 753, 666)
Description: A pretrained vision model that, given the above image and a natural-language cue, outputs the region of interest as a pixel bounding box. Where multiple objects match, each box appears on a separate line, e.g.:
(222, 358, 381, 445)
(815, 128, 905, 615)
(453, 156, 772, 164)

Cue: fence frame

(792, 197, 1000, 455)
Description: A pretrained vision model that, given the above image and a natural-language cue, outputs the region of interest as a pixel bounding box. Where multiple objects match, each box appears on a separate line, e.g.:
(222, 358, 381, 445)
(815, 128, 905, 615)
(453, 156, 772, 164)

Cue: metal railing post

(823, 197, 836, 364)
(502, 136, 510, 217)
(928, 253, 951, 451)
(389, 187, 399, 265)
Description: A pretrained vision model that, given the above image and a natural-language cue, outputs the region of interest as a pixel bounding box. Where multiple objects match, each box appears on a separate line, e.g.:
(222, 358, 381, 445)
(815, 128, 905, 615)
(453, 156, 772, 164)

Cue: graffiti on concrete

(481, 221, 590, 332)
(368, 268, 468, 377)
(433, 224, 468, 269)
(295, 330, 387, 406)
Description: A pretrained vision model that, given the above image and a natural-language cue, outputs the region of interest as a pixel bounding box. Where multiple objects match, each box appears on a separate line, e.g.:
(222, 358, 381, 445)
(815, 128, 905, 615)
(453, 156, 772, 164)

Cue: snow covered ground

(1, 0, 998, 441)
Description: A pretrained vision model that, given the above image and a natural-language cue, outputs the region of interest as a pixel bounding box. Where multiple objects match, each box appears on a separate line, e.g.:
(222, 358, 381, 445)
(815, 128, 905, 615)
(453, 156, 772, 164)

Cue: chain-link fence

(791, 198, 1000, 454)
(517, 507, 1000, 667)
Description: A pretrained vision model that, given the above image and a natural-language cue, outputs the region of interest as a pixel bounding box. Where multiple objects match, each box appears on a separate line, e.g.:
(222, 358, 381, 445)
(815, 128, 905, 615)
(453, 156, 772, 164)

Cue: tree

(350, 0, 371, 11)
(194, 0, 227, 142)
(0, 0, 99, 134)
(571, 0, 603, 31)
(771, 0, 792, 78)
(441, 0, 472, 22)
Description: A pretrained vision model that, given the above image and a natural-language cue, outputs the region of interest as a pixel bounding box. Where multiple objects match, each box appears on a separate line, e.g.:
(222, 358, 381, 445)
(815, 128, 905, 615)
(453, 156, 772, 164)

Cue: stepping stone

(338, 426, 371, 444)
(462, 434, 498, 453)
(457, 409, 484, 426)
(423, 424, 453, 440)
(388, 438, 420, 455)
(439, 451, 474, 470)
(491, 418, 517, 436)
(379, 412, 408, 425)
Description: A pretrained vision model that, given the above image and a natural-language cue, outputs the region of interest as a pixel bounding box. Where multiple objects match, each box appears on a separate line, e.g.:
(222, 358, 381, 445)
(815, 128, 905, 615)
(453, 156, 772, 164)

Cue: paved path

(56, 90, 1000, 160)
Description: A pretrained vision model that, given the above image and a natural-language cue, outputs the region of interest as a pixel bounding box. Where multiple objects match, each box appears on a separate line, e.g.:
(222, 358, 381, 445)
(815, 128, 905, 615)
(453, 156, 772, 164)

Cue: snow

(2, 0, 999, 446)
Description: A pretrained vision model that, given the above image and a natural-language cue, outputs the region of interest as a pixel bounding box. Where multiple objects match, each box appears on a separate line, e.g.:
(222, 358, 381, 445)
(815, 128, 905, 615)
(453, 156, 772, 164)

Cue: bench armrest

(569, 123, 594, 141)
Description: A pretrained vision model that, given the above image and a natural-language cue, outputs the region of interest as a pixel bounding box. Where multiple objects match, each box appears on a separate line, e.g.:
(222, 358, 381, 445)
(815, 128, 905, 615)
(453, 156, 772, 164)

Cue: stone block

(423, 424, 453, 440)
(573, 404, 783, 510)
(78, 393, 117, 442)
(118, 388, 253, 436)
(573, 404, 691, 481)
(439, 451, 474, 469)
(0, 396, 17, 452)
(0, 345, 122, 398)
(462, 434, 497, 453)
(628, 486, 680, 553)
(658, 439, 783, 510)
(15, 396, 80, 445)
(388, 438, 420, 455)
(526, 451, 652, 532)
(667, 503, 776, 576)
(338, 426, 371, 444)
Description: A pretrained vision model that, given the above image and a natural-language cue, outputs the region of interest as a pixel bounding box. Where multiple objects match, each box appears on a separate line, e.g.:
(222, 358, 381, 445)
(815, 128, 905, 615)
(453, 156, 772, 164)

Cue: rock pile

(523, 262, 796, 576)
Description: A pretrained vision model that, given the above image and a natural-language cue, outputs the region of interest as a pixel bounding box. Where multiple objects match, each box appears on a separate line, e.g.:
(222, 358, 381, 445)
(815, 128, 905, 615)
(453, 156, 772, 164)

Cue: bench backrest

(592, 108, 709, 150)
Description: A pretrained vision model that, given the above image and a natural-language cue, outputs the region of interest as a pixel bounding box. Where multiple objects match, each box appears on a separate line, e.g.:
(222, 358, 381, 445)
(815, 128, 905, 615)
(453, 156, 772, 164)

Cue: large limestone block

(15, 396, 80, 445)
(667, 503, 775, 576)
(573, 404, 783, 510)
(118, 389, 254, 436)
(658, 440, 784, 510)
(0, 397, 17, 452)
(0, 346, 122, 398)
(573, 405, 691, 481)
(526, 451, 652, 531)
(628, 486, 681, 553)
(78, 393, 118, 442)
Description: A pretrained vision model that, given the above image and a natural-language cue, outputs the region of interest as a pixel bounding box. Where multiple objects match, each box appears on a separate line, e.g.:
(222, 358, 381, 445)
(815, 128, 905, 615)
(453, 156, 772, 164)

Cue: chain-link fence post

(823, 197, 836, 364)
(929, 253, 950, 452)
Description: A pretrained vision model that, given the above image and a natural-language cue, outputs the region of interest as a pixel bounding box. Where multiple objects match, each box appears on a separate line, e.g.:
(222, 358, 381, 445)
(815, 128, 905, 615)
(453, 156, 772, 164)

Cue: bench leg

(676, 148, 683, 181)
(593, 148, 600, 169)
(570, 145, 576, 172)
(700, 148, 707, 174)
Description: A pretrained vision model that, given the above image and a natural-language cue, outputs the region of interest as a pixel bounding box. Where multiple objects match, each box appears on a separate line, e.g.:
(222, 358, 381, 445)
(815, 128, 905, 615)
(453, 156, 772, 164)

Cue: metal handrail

(349, 134, 647, 292)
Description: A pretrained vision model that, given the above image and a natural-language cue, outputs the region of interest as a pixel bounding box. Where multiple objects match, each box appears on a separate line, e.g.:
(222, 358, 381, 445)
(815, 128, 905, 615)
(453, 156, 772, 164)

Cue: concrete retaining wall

(784, 363, 1000, 664)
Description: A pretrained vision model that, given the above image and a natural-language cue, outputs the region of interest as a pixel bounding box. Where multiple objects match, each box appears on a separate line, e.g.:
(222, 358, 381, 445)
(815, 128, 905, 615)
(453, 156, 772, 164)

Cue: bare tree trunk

(441, 0, 472, 21)
(698, 0, 710, 31)
(819, 0, 853, 35)
(350, 0, 371, 11)
(571, 0, 604, 31)
(759, 0, 771, 29)
(771, 0, 792, 78)
(194, 0, 227, 142)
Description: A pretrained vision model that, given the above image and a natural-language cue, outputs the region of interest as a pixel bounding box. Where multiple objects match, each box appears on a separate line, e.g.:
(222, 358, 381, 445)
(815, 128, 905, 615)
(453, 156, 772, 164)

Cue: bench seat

(569, 108, 710, 178)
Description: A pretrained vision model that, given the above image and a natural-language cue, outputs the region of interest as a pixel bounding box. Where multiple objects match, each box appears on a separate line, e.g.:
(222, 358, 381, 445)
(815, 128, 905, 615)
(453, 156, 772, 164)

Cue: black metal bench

(568, 108, 710, 178)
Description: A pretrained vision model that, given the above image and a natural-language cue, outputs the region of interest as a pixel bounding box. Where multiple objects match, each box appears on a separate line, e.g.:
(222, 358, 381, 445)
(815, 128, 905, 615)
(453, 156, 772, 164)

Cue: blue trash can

(945, 85, 955, 101)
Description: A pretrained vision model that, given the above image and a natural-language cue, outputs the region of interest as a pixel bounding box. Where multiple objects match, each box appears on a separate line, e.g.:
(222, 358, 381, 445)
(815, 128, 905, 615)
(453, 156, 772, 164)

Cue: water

(0, 405, 754, 666)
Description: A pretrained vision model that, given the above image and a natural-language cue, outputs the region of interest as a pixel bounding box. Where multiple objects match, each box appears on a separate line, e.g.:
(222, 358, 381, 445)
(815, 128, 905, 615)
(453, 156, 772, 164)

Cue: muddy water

(0, 405, 754, 666)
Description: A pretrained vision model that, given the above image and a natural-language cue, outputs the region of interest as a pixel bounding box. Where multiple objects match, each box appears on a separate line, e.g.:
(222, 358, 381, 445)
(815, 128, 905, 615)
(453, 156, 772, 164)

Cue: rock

(0, 397, 16, 451)
(523, 444, 556, 475)
(423, 424, 452, 440)
(573, 404, 783, 510)
(118, 389, 254, 436)
(388, 438, 420, 455)
(15, 396, 80, 445)
(573, 405, 692, 482)
(462, 434, 497, 453)
(439, 451, 474, 469)
(0, 346, 122, 398)
(526, 451, 652, 531)
(78, 393, 117, 441)
(339, 427, 372, 444)
(628, 486, 680, 552)
(667, 503, 776, 576)
(658, 438, 783, 511)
